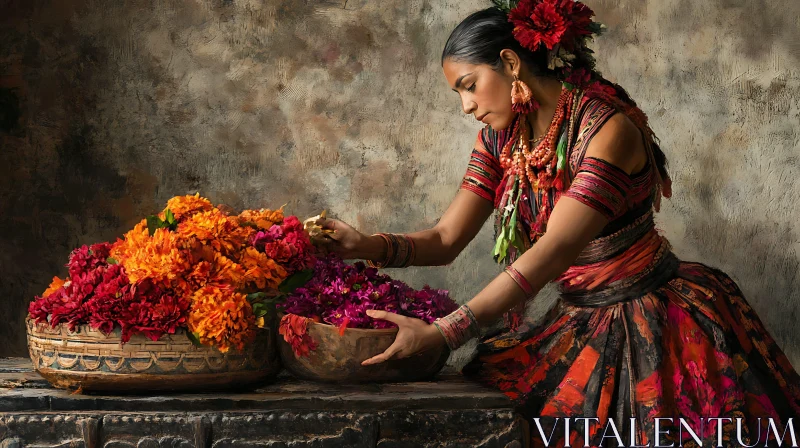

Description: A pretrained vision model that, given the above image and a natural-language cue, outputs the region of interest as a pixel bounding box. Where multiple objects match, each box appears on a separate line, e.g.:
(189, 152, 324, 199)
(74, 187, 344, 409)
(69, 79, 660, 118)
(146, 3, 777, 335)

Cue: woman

(317, 1, 800, 446)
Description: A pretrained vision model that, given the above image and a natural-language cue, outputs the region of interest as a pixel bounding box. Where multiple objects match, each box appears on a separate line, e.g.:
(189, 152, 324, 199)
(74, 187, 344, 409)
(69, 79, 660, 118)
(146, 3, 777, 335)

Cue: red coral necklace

(499, 85, 575, 192)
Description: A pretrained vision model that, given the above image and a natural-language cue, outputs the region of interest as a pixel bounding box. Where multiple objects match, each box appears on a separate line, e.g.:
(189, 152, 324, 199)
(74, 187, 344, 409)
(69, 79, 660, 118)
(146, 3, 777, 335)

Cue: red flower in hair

(556, 0, 594, 49)
(586, 80, 618, 98)
(564, 67, 592, 87)
(509, 0, 567, 51)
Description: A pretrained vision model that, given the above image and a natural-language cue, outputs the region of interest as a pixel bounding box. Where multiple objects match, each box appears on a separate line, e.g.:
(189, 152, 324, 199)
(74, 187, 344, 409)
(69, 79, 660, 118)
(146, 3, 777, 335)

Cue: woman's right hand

(315, 217, 383, 261)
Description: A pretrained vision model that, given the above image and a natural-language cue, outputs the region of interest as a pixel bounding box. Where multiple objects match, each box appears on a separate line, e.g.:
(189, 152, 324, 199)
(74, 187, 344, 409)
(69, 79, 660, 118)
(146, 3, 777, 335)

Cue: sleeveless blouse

(460, 96, 678, 309)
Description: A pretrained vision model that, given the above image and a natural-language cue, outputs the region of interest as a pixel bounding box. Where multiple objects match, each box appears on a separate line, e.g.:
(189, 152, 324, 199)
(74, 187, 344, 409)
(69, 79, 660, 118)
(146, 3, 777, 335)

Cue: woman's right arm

(319, 189, 495, 266)
(319, 129, 502, 265)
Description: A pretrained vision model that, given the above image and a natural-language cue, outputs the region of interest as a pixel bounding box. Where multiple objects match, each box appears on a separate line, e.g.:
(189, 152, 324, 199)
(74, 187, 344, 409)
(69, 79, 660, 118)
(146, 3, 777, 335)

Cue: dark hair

(441, 7, 669, 184)
(441, 7, 555, 77)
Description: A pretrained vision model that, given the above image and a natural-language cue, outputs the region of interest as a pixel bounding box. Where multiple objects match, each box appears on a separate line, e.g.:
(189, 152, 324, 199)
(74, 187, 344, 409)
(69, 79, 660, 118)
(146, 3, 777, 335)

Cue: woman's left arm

(470, 110, 650, 323)
(362, 112, 649, 365)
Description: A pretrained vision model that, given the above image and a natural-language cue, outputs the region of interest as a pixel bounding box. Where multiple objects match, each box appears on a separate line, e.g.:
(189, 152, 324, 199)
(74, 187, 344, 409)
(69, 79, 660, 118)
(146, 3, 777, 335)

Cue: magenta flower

(280, 254, 458, 330)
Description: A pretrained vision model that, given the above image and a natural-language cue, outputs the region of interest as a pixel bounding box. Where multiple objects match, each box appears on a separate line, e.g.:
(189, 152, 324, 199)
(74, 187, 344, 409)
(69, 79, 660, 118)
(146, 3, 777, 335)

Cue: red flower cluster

(564, 67, 592, 87)
(249, 216, 315, 275)
(29, 243, 112, 331)
(28, 195, 317, 351)
(509, 0, 594, 52)
(28, 243, 190, 343)
(278, 313, 317, 358)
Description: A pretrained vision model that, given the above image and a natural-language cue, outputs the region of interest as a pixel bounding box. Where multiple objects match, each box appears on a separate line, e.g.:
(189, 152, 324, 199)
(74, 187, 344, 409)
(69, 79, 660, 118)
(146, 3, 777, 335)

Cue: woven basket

(26, 317, 280, 393)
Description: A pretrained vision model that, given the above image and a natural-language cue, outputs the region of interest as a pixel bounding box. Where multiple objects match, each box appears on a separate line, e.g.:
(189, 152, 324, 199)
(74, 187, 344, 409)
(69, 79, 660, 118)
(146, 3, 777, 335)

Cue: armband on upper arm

(562, 156, 633, 220)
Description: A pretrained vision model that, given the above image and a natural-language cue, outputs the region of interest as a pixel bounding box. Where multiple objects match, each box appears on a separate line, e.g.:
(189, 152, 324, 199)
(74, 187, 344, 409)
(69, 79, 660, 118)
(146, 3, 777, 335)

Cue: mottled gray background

(1, 0, 798, 369)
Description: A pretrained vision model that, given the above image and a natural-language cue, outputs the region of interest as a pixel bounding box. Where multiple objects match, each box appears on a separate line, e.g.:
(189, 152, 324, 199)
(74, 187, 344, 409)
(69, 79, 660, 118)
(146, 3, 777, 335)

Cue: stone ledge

(0, 358, 513, 413)
(0, 358, 525, 447)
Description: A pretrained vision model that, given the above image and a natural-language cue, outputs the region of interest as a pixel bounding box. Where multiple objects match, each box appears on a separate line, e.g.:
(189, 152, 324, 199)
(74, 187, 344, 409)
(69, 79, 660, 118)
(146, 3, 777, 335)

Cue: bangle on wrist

(434, 304, 480, 351)
(366, 233, 417, 269)
(504, 265, 535, 298)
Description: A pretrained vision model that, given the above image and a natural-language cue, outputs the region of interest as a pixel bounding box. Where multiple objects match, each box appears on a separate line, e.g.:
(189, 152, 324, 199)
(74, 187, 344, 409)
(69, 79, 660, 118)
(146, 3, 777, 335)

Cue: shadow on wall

(0, 0, 483, 356)
(681, 148, 800, 358)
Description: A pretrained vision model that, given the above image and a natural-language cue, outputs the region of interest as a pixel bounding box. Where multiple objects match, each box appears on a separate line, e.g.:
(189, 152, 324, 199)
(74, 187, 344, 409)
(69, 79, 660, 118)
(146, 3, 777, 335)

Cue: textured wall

(2, 0, 798, 370)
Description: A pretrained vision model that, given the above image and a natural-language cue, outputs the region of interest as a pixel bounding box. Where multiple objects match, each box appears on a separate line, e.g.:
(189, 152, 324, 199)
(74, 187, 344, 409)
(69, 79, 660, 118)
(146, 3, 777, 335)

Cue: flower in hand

(360, 309, 447, 366)
(309, 216, 371, 260)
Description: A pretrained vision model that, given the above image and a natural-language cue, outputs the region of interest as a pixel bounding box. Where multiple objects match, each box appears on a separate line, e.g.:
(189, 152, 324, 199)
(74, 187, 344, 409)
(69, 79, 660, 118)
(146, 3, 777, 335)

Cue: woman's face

(442, 58, 515, 130)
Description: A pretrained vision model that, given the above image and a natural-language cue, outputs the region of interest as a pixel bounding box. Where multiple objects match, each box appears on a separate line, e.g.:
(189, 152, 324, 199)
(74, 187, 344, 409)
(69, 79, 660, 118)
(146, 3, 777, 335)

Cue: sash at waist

(559, 242, 679, 308)
(574, 209, 655, 266)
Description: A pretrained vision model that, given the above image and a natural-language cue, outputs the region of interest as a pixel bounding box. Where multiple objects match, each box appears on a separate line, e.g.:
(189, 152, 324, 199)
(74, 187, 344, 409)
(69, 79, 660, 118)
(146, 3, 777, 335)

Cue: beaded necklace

(491, 80, 671, 265)
(492, 84, 582, 264)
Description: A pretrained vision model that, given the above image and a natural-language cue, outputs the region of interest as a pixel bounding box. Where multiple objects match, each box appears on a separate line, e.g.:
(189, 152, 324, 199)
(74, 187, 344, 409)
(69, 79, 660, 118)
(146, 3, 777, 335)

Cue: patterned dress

(460, 94, 800, 447)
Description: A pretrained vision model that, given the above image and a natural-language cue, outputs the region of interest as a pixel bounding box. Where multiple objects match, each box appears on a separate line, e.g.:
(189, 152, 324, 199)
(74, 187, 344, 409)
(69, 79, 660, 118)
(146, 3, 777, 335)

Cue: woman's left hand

(361, 310, 447, 366)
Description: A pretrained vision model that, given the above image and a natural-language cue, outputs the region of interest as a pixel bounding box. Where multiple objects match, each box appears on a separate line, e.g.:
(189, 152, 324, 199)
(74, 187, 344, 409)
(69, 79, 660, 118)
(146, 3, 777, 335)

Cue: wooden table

(0, 358, 524, 447)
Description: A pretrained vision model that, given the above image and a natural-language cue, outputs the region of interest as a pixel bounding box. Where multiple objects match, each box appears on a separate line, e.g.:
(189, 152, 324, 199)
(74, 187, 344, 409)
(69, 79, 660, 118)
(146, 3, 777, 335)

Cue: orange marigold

(176, 209, 250, 258)
(181, 251, 247, 295)
(239, 247, 288, 290)
(164, 193, 214, 220)
(238, 207, 285, 231)
(42, 276, 66, 298)
(188, 285, 256, 353)
(110, 219, 149, 262)
(185, 261, 212, 292)
(209, 252, 247, 290)
(113, 226, 191, 288)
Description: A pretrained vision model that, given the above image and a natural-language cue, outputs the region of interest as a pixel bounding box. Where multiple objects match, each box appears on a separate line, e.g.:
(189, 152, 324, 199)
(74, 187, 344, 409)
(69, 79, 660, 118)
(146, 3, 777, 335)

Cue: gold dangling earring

(511, 74, 539, 114)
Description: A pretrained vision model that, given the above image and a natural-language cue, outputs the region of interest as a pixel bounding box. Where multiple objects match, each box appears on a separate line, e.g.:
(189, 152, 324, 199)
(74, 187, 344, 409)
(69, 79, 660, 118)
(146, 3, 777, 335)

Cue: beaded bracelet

(504, 265, 535, 298)
(366, 233, 416, 268)
(433, 304, 480, 351)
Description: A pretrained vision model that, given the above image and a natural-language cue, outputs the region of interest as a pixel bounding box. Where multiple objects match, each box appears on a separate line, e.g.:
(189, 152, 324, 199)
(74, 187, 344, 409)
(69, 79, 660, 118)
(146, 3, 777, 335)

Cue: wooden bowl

(26, 317, 280, 393)
(278, 314, 450, 383)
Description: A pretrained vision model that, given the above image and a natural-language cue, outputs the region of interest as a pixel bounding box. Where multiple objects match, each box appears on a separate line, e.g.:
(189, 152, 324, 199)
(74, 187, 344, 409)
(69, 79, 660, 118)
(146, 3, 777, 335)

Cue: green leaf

(146, 215, 164, 236)
(106, 257, 118, 265)
(490, 0, 515, 12)
(187, 331, 204, 347)
(511, 228, 526, 253)
(556, 131, 568, 171)
(252, 303, 269, 318)
(492, 224, 507, 258)
(508, 197, 519, 240)
(246, 292, 268, 303)
(278, 269, 315, 294)
(588, 22, 605, 35)
(164, 209, 178, 231)
(493, 177, 522, 264)
(497, 237, 510, 263)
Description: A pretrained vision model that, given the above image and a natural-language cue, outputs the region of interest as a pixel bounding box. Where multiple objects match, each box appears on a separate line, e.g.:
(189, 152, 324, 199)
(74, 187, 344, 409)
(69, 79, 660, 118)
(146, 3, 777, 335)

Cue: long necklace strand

(499, 86, 574, 192)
